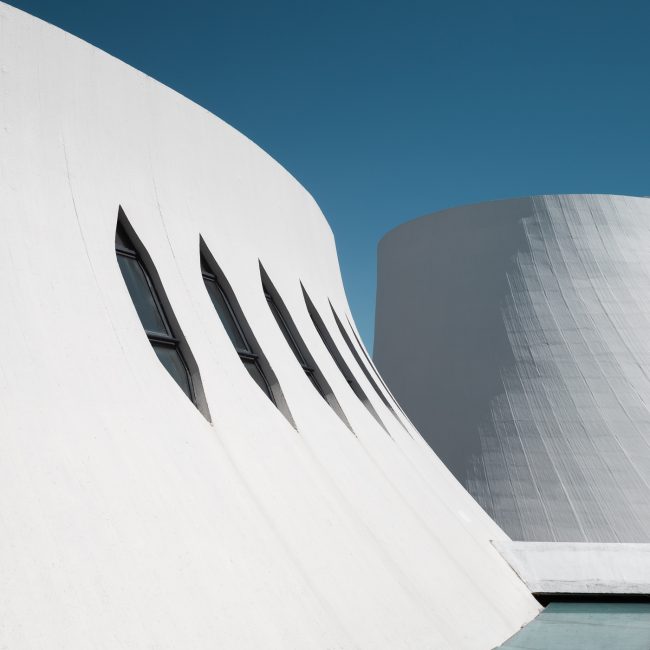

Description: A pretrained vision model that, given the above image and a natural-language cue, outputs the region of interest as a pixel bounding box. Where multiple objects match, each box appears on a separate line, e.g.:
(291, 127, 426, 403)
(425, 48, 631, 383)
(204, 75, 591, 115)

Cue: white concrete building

(0, 4, 540, 648)
(375, 194, 650, 544)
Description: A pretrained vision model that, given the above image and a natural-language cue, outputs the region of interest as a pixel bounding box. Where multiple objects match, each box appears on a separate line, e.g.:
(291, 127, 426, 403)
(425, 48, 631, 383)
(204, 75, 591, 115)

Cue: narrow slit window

(115, 214, 209, 420)
(302, 286, 387, 431)
(330, 304, 410, 433)
(344, 316, 406, 416)
(264, 287, 325, 396)
(201, 255, 274, 403)
(345, 312, 409, 418)
(260, 265, 350, 429)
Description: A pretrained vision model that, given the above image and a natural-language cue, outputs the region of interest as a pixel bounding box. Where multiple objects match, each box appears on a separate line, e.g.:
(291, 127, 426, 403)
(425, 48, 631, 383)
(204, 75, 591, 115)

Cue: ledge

(493, 540, 650, 595)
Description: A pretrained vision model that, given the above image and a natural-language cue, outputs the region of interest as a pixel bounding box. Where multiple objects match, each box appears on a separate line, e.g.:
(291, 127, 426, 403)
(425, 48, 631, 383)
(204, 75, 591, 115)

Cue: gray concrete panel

(375, 194, 650, 542)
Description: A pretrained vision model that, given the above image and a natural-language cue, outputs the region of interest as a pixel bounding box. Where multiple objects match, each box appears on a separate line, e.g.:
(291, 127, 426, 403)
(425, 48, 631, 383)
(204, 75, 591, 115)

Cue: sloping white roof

(0, 3, 538, 648)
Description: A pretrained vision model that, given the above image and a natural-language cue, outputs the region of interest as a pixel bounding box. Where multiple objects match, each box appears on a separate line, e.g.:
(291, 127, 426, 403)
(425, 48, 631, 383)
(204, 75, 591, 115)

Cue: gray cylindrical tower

(375, 194, 650, 542)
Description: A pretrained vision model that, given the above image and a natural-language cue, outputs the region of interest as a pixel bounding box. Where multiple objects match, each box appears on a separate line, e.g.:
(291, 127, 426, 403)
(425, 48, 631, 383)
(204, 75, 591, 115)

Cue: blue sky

(9, 0, 650, 349)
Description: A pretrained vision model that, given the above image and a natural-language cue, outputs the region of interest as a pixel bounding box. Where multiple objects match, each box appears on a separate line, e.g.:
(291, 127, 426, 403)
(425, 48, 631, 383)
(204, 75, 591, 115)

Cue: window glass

(204, 279, 248, 352)
(304, 294, 387, 431)
(310, 314, 351, 381)
(201, 252, 281, 410)
(117, 255, 169, 336)
(305, 369, 325, 397)
(260, 273, 350, 428)
(200, 257, 212, 275)
(332, 306, 410, 434)
(243, 358, 274, 402)
(152, 343, 193, 400)
(266, 295, 306, 365)
(115, 223, 134, 251)
(115, 216, 202, 413)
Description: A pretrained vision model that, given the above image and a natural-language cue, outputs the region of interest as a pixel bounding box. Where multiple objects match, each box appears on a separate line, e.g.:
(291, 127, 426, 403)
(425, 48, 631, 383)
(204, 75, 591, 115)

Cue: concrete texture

(494, 541, 650, 594)
(0, 4, 539, 648)
(375, 195, 650, 542)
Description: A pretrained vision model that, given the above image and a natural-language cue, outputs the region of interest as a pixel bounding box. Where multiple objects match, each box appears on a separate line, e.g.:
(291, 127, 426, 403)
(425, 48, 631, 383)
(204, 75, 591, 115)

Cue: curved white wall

(0, 4, 538, 649)
(375, 194, 650, 544)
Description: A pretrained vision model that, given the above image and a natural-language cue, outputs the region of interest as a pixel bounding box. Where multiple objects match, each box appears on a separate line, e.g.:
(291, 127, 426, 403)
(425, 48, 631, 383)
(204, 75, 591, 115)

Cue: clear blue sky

(9, 0, 650, 349)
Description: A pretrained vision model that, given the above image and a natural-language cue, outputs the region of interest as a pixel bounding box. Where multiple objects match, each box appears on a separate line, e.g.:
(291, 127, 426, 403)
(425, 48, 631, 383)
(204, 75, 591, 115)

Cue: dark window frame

(115, 213, 210, 421)
(330, 303, 411, 435)
(345, 313, 407, 413)
(302, 286, 387, 432)
(259, 264, 350, 430)
(116, 238, 182, 345)
(263, 287, 325, 398)
(201, 258, 275, 404)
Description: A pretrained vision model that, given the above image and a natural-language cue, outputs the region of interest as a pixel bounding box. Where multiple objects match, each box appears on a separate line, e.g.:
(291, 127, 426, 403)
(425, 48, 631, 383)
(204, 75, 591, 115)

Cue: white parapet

(494, 540, 650, 595)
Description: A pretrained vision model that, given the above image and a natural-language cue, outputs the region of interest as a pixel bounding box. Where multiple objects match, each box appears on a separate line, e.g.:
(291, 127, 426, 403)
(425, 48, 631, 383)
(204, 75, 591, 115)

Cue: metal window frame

(302, 288, 389, 432)
(202, 258, 276, 405)
(264, 289, 311, 372)
(330, 305, 395, 413)
(240, 356, 275, 402)
(116, 233, 196, 402)
(331, 304, 411, 435)
(344, 312, 412, 421)
(264, 288, 326, 395)
(309, 310, 354, 386)
(202, 267, 252, 355)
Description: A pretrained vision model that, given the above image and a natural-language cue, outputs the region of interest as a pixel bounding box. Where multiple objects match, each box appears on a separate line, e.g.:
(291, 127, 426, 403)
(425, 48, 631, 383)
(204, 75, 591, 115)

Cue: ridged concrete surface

(375, 194, 650, 542)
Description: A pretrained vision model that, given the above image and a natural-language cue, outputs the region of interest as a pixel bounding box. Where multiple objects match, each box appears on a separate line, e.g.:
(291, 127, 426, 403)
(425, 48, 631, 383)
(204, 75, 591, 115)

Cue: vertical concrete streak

(375, 194, 650, 542)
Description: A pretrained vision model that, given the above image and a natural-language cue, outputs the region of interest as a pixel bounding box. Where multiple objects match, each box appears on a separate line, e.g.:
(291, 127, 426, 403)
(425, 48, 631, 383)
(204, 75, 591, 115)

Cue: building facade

(375, 194, 650, 543)
(0, 3, 540, 648)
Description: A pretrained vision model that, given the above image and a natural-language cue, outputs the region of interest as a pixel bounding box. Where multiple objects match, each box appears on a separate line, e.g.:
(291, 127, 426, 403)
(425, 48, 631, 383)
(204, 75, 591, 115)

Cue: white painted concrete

(0, 3, 538, 649)
(494, 541, 650, 595)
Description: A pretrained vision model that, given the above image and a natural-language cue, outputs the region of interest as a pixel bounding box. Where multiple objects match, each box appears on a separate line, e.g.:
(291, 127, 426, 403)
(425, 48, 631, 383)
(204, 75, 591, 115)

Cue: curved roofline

(0, 1, 332, 241)
(378, 193, 649, 247)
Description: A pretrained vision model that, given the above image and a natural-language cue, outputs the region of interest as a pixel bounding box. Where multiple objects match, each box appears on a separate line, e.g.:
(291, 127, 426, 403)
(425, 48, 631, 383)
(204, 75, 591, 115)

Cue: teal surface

(496, 602, 650, 650)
